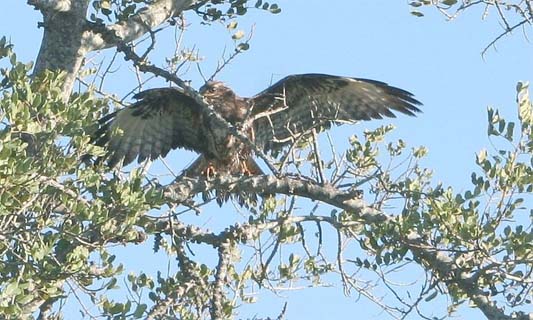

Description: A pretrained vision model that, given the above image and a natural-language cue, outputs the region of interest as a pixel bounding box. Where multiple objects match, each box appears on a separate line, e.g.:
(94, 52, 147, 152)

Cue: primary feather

(249, 74, 421, 153)
(91, 74, 422, 174)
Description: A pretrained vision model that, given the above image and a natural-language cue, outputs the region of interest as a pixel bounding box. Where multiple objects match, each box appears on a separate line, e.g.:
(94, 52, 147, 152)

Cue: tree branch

(85, 0, 195, 51)
(164, 175, 380, 222)
(161, 174, 531, 320)
(210, 240, 231, 319)
(31, 0, 90, 99)
(30, 0, 194, 99)
(117, 43, 281, 176)
(47, 169, 531, 320)
(27, 0, 71, 12)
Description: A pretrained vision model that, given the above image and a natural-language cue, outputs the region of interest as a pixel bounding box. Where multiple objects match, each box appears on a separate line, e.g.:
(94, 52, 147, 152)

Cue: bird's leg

(203, 164, 216, 179)
(240, 161, 253, 176)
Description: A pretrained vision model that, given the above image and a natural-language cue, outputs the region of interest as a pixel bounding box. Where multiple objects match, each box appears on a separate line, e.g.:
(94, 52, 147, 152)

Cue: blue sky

(1, 0, 533, 319)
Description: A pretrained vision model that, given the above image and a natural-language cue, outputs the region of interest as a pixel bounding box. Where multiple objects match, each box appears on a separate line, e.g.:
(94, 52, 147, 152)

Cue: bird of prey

(92, 73, 422, 177)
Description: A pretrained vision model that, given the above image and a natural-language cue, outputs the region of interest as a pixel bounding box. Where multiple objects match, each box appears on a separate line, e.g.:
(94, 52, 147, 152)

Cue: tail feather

(182, 156, 264, 177)
(181, 155, 263, 207)
(181, 155, 208, 177)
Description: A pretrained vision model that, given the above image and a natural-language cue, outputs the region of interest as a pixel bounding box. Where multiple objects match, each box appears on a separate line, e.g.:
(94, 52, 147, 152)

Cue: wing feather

(93, 87, 207, 167)
(249, 73, 422, 153)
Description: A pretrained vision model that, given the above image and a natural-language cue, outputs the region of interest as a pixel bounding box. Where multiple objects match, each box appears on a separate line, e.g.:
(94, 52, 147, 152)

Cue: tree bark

(29, 0, 194, 100)
(163, 174, 532, 320)
(31, 0, 89, 99)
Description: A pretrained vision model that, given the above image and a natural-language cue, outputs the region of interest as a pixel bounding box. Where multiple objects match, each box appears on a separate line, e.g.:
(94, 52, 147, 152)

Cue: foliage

(2, 35, 532, 317)
(89, 0, 281, 24)
(0, 41, 163, 318)
(0, 0, 532, 319)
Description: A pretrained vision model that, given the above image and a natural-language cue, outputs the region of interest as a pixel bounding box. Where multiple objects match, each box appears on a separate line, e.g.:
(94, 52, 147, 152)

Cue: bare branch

(426, 0, 533, 57)
(160, 174, 531, 320)
(208, 25, 255, 81)
(116, 43, 281, 176)
(482, 19, 530, 56)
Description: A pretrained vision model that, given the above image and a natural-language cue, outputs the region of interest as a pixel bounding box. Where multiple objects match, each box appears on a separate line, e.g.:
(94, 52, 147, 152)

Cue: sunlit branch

(116, 42, 281, 176)
(85, 0, 195, 50)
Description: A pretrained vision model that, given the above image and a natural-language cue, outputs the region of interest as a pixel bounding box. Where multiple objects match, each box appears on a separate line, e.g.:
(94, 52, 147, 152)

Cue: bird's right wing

(92, 87, 208, 167)
(248, 74, 422, 154)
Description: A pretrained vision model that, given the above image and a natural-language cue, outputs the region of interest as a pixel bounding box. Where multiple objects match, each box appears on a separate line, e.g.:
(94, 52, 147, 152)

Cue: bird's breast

(206, 126, 241, 159)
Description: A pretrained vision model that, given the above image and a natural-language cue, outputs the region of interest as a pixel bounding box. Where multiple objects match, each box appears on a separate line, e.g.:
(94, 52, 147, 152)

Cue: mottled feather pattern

(92, 87, 208, 167)
(92, 73, 421, 174)
(249, 74, 421, 153)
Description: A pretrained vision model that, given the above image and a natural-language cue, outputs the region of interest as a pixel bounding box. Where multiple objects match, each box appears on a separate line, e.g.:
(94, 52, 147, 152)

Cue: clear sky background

(1, 0, 533, 319)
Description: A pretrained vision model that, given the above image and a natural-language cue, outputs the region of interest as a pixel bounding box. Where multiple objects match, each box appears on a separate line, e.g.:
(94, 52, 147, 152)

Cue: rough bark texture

(18, 1, 532, 319)
(162, 175, 532, 320)
(31, 0, 89, 98)
(87, 0, 194, 50)
(29, 0, 194, 99)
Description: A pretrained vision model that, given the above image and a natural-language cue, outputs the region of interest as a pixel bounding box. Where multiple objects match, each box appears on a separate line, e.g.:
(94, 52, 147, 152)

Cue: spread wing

(249, 73, 422, 153)
(92, 87, 208, 167)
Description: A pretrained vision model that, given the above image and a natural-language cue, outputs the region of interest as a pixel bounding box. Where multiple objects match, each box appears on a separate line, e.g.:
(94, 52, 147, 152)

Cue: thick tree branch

(161, 174, 531, 320)
(31, 0, 90, 99)
(117, 44, 281, 176)
(46, 169, 531, 320)
(409, 234, 530, 320)
(30, 0, 194, 99)
(85, 0, 194, 50)
(164, 175, 380, 222)
(210, 241, 231, 319)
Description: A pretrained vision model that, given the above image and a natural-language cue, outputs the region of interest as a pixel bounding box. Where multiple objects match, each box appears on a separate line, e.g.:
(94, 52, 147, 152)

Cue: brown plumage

(92, 73, 422, 177)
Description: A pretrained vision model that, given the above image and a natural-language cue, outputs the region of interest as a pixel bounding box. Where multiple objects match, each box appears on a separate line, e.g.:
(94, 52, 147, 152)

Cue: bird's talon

(204, 165, 216, 179)
(241, 162, 252, 176)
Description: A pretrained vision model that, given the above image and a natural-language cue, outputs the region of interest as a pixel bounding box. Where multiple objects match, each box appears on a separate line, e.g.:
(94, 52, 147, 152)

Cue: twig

(116, 42, 281, 176)
(311, 129, 326, 185)
(482, 19, 529, 57)
(208, 24, 255, 81)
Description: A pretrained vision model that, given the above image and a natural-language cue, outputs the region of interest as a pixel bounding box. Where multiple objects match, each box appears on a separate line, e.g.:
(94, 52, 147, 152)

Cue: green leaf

(133, 304, 147, 318)
(425, 290, 438, 301)
(441, 0, 457, 5)
(109, 302, 124, 315)
(236, 43, 250, 51)
(100, 0, 111, 10)
(106, 277, 118, 290)
(2, 282, 20, 297)
(227, 21, 238, 30)
(269, 4, 281, 14)
(232, 30, 245, 40)
(504, 225, 511, 237)
(517, 81, 532, 125)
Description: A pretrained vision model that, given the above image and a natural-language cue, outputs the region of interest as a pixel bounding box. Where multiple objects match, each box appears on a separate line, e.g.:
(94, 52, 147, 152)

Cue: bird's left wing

(248, 73, 422, 154)
(92, 87, 208, 167)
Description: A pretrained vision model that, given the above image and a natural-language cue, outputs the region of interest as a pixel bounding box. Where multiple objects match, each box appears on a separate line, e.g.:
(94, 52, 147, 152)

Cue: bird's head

(199, 80, 247, 123)
(199, 81, 235, 102)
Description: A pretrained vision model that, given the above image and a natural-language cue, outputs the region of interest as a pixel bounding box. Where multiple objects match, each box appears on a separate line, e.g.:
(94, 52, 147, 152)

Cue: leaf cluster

(0, 41, 167, 318)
